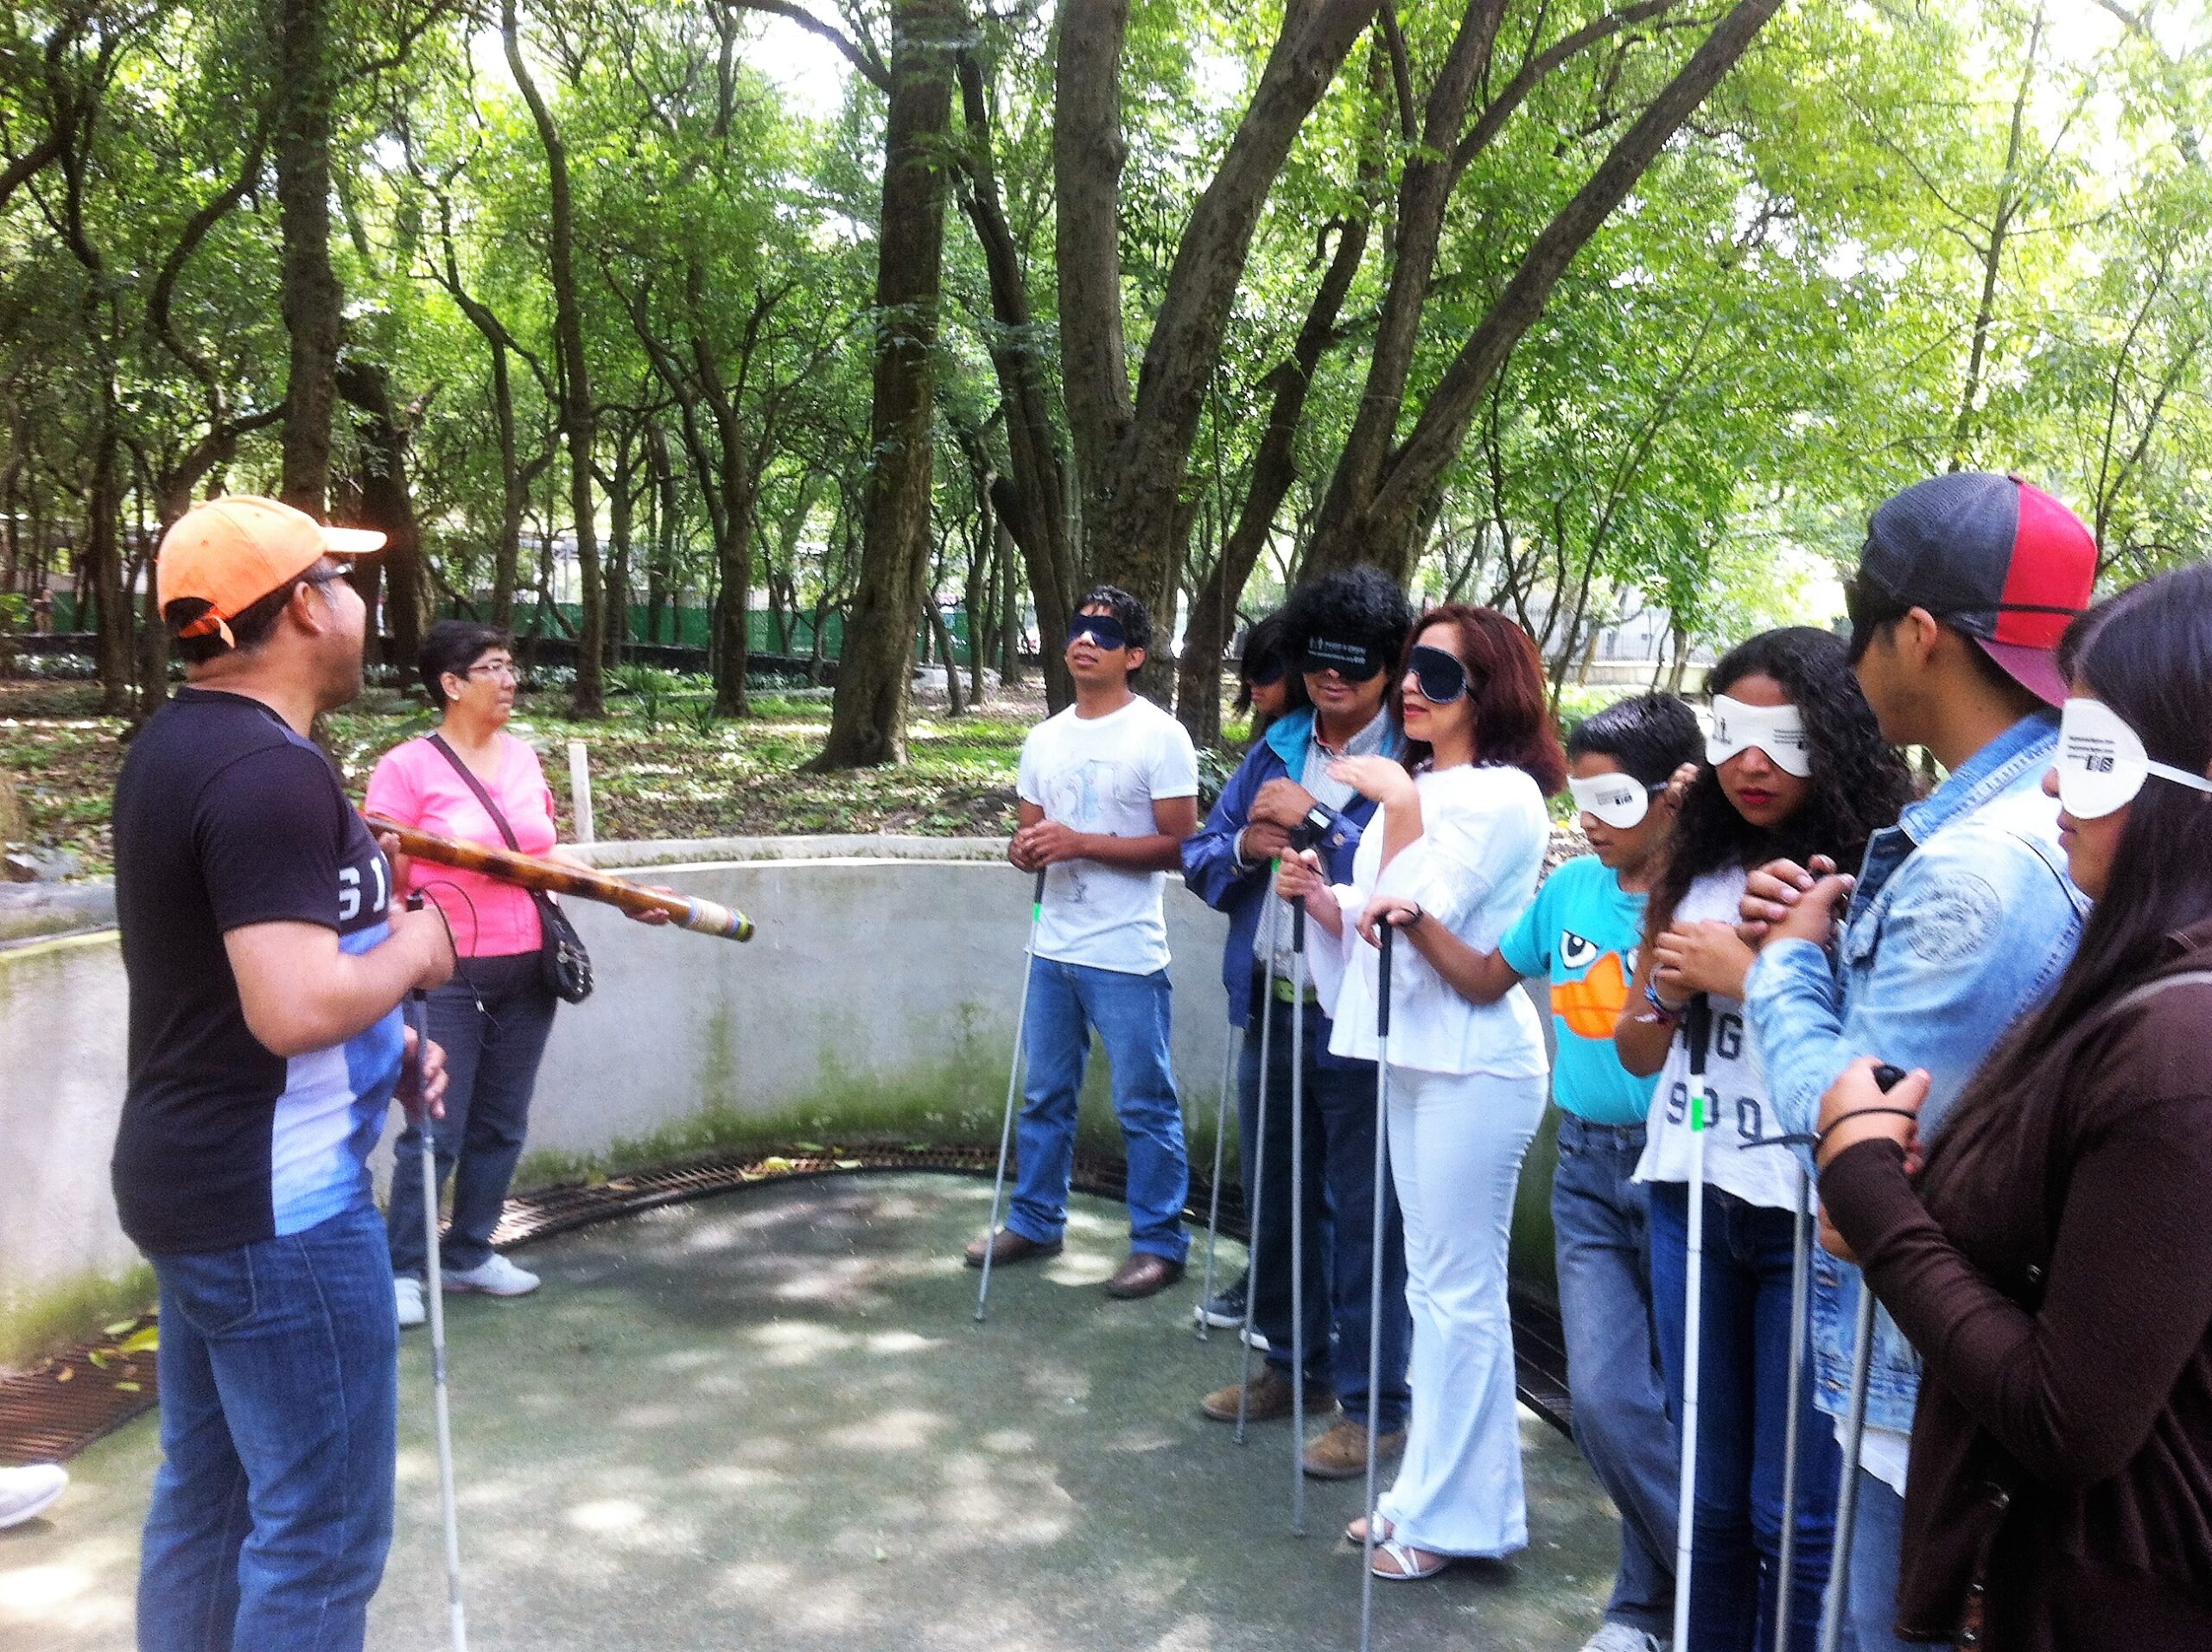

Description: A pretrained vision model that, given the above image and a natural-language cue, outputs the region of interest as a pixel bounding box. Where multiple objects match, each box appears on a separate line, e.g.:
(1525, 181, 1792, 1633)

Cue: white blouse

(1313, 763, 1550, 1078)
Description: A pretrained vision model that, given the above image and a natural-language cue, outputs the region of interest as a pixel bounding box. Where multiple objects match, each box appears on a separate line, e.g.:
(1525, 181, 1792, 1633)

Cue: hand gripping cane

(404, 896, 468, 1652)
(1357, 920, 1395, 1652)
(1288, 891, 1311, 1537)
(1236, 890, 1283, 1442)
(1670, 995, 1714, 1652)
(975, 868, 1047, 1324)
(1816, 1061, 1910, 1652)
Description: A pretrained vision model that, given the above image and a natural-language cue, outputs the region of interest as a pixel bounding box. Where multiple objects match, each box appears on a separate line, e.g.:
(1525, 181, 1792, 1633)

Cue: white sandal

(1370, 1536, 1452, 1582)
(1343, 1514, 1395, 1545)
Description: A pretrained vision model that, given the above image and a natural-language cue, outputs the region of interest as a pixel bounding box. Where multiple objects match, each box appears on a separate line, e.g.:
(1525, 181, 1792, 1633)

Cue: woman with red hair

(1284, 604, 1567, 1582)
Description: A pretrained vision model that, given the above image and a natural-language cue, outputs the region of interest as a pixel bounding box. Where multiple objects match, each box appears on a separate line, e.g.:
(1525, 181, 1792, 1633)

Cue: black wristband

(1815, 1106, 1921, 1153)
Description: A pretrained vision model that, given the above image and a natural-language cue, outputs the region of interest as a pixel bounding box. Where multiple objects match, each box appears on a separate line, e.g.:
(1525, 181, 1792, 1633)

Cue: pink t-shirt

(364, 733, 559, 958)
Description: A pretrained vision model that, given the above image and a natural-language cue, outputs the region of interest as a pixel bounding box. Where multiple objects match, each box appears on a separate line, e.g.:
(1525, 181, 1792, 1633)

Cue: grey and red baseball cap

(1853, 472, 2095, 706)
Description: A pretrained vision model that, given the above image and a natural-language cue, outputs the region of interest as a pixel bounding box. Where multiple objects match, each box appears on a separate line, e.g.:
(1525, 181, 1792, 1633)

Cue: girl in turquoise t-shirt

(1363, 692, 1699, 1652)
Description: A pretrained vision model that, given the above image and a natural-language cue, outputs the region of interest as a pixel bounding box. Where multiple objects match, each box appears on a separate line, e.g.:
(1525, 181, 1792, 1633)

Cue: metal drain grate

(2, 1145, 1572, 1464)
(0, 1314, 159, 1463)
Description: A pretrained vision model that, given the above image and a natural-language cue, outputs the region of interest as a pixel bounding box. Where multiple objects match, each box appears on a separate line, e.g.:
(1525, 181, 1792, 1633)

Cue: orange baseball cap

(157, 495, 385, 647)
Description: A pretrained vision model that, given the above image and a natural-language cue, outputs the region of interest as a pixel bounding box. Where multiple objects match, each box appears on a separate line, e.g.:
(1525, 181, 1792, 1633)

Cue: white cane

(1357, 919, 1396, 1652)
(1236, 889, 1282, 1443)
(1670, 995, 1714, 1652)
(1775, 1157, 1813, 1652)
(1289, 892, 1310, 1537)
(403, 898, 468, 1652)
(974, 868, 1046, 1323)
(1195, 1017, 1241, 1344)
(1816, 1061, 1907, 1652)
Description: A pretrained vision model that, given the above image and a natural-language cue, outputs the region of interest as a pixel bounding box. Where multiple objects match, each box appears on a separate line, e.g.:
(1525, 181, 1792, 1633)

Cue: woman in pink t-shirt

(365, 623, 642, 1326)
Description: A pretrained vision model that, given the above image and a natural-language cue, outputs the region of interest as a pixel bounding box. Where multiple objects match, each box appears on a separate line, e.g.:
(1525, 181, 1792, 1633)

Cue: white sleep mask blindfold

(1568, 771, 1662, 829)
(2056, 696, 2212, 819)
(1706, 694, 1813, 778)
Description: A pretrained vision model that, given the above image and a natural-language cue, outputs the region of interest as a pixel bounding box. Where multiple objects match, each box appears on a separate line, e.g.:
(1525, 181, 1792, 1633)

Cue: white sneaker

(394, 1276, 426, 1329)
(442, 1254, 539, 1297)
(1580, 1625, 1665, 1652)
(0, 1464, 67, 1529)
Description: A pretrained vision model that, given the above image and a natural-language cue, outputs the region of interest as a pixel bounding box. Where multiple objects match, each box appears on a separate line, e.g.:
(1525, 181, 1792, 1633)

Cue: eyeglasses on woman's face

(465, 658, 519, 683)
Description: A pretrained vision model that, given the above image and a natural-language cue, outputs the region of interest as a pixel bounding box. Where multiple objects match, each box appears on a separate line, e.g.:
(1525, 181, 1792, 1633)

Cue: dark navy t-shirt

(111, 687, 404, 1255)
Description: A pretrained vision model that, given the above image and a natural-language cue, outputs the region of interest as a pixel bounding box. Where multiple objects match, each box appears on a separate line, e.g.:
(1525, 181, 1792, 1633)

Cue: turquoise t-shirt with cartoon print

(1497, 854, 1656, 1126)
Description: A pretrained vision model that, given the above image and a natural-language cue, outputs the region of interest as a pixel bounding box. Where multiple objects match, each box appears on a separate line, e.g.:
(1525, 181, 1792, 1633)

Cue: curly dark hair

(1275, 567, 1416, 672)
(1650, 626, 1916, 937)
(1392, 605, 1568, 794)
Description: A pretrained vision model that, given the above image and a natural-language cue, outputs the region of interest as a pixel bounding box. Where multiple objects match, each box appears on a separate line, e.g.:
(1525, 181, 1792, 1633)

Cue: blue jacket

(1744, 713, 2088, 1434)
(1181, 708, 1387, 1042)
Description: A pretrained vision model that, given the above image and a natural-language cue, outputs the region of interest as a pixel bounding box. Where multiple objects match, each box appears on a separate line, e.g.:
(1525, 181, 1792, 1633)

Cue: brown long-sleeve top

(1821, 920, 2212, 1650)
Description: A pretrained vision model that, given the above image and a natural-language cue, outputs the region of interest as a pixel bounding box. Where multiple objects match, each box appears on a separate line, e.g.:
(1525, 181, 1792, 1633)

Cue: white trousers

(1376, 1064, 1547, 1558)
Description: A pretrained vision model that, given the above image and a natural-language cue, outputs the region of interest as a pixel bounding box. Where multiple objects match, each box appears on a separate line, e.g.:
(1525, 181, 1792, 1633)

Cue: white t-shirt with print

(1631, 867, 1801, 1212)
(1017, 695, 1200, 976)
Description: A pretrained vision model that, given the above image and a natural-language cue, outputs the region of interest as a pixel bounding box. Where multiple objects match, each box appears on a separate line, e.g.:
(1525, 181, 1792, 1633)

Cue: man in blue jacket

(1738, 473, 2095, 1651)
(1187, 569, 1415, 1478)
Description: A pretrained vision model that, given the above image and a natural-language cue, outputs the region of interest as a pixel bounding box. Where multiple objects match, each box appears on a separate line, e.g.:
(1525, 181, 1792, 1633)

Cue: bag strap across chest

(427, 734, 521, 853)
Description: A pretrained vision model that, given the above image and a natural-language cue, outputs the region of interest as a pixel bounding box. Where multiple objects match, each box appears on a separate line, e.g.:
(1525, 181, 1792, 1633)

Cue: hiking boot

(1303, 1416, 1406, 1479)
(1201, 1367, 1333, 1423)
(963, 1228, 1061, 1269)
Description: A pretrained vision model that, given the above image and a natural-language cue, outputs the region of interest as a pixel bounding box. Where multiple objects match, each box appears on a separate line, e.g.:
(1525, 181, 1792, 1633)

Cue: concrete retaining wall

(0, 842, 1230, 1361)
(2, 836, 1560, 1364)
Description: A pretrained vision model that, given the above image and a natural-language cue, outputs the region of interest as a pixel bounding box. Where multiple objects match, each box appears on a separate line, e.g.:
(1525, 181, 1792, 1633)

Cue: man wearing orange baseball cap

(114, 495, 455, 1650)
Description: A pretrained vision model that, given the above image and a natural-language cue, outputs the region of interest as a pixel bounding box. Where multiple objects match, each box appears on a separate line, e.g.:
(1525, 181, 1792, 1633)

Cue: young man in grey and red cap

(114, 495, 454, 1650)
(1735, 473, 2095, 1652)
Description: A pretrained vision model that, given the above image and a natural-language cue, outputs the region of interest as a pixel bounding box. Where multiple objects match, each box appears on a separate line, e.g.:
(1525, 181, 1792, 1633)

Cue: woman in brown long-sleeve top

(1814, 560, 2212, 1652)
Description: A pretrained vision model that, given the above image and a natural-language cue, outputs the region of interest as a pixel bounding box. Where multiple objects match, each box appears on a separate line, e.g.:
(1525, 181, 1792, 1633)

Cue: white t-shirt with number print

(1631, 867, 1801, 1212)
(1017, 695, 1199, 977)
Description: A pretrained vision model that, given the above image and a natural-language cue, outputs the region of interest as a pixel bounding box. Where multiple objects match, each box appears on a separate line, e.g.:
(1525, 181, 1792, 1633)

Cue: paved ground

(0, 1172, 1622, 1649)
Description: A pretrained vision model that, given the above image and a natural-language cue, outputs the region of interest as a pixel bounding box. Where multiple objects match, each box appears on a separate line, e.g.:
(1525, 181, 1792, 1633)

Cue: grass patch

(1, 681, 1030, 877)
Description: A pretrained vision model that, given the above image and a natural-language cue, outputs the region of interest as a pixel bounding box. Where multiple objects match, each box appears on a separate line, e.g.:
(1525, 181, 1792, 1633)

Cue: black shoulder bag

(428, 734, 594, 1003)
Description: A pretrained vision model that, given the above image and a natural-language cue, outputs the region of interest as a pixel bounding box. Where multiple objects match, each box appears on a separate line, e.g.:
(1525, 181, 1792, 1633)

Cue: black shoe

(1194, 1271, 1249, 1329)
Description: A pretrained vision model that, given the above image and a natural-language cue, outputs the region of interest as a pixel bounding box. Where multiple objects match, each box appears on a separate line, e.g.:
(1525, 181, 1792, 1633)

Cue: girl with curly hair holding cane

(1614, 627, 1916, 1650)
(1281, 605, 1566, 1580)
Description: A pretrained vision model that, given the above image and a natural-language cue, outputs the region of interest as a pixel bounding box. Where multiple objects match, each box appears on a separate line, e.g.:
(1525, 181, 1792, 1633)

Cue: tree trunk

(503, 0, 604, 717)
(1057, 0, 1379, 700)
(334, 359, 427, 667)
(954, 49, 1076, 711)
(1173, 200, 1372, 747)
(810, 0, 962, 769)
(270, 0, 343, 514)
(1303, 0, 1784, 576)
(87, 426, 130, 715)
(928, 599, 964, 716)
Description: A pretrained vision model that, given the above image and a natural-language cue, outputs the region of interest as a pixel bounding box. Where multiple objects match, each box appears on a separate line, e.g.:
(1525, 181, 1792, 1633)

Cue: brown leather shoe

(1200, 1368, 1336, 1423)
(962, 1228, 1062, 1269)
(1103, 1252, 1185, 1299)
(1302, 1417, 1405, 1480)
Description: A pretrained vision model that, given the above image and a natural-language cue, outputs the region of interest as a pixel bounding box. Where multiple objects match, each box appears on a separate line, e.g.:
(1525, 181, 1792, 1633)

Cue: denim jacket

(1180, 709, 1382, 1039)
(1743, 713, 2088, 1433)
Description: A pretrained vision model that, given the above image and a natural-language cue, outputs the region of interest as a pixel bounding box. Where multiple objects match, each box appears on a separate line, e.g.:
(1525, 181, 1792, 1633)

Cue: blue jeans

(1010, 957, 1190, 1262)
(1840, 1468, 1948, 1652)
(1554, 1115, 1676, 1636)
(1651, 1181, 1840, 1652)
(387, 954, 556, 1279)
(139, 1203, 398, 1651)
(1243, 978, 1410, 1432)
